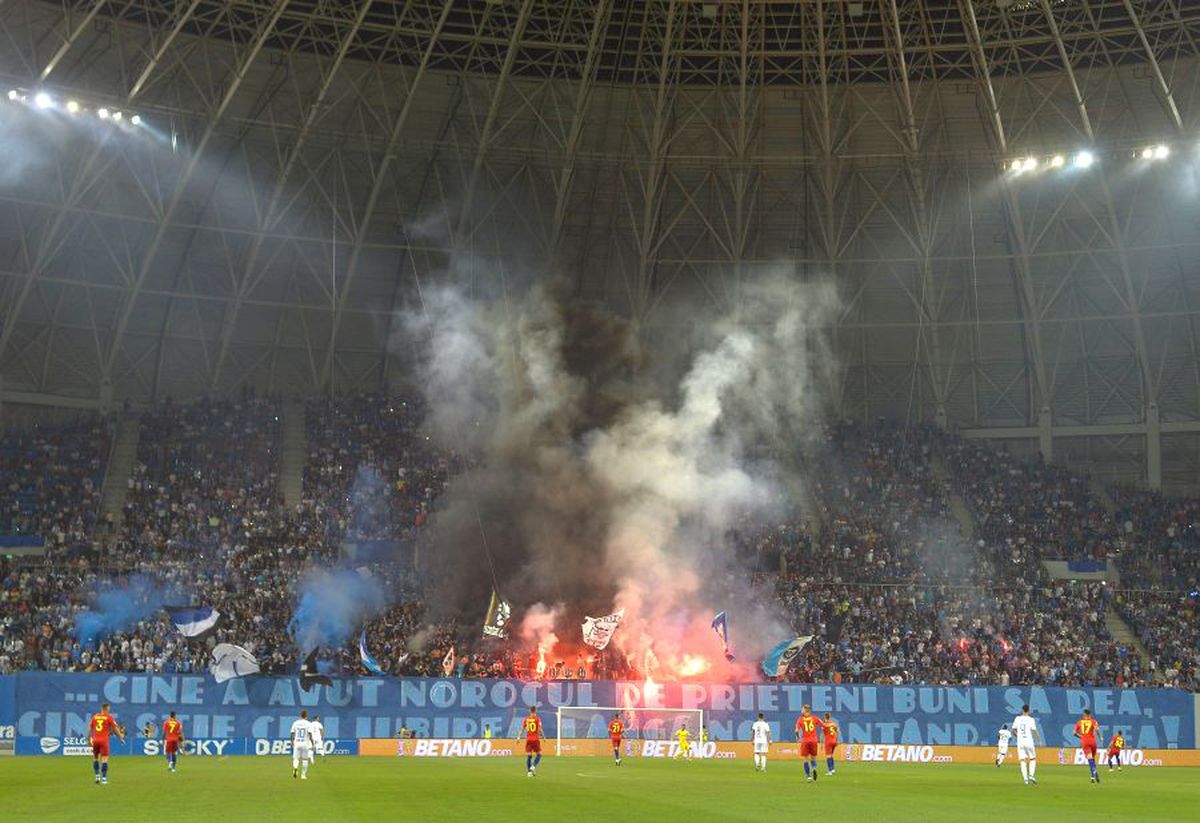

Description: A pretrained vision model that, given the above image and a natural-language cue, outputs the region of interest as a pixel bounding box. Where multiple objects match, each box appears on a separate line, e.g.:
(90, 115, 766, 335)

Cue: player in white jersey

(291, 709, 314, 780)
(309, 715, 325, 765)
(995, 724, 1012, 767)
(751, 713, 772, 772)
(1010, 704, 1042, 785)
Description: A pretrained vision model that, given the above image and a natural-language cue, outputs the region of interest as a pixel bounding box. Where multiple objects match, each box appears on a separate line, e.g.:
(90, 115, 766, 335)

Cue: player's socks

(812, 763, 818, 781)
(1029, 760, 1036, 778)
(101, 762, 108, 780)
(526, 755, 532, 772)
(826, 757, 835, 774)
(803, 761, 810, 779)
(93, 761, 100, 777)
(534, 754, 541, 770)
(1019, 761, 1028, 782)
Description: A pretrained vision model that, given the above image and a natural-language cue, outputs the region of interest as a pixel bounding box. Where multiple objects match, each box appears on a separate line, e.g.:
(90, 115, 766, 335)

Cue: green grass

(0, 757, 1196, 822)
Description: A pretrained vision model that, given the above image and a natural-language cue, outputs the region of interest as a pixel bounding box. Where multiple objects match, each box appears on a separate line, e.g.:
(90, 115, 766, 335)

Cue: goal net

(555, 707, 704, 756)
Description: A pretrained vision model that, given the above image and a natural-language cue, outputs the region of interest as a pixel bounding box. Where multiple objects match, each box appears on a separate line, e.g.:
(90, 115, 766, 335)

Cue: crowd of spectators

(0, 415, 111, 551)
(1, 403, 1197, 689)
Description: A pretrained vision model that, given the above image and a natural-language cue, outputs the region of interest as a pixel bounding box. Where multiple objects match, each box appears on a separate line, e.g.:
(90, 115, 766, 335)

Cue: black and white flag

(582, 608, 625, 651)
(165, 606, 221, 639)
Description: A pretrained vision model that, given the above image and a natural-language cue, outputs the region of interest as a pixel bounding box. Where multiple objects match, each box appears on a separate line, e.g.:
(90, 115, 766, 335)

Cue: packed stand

(0, 414, 111, 551)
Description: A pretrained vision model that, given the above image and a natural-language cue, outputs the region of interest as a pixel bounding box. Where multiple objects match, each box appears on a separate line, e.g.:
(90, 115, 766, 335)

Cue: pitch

(1, 758, 1197, 822)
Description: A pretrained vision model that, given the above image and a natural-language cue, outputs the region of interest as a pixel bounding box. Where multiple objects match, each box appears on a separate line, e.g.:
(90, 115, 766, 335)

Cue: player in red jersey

(162, 711, 185, 773)
(519, 706, 543, 777)
(1073, 708, 1103, 784)
(822, 712, 840, 777)
(794, 704, 828, 783)
(608, 713, 625, 767)
(88, 702, 125, 785)
(1106, 730, 1126, 773)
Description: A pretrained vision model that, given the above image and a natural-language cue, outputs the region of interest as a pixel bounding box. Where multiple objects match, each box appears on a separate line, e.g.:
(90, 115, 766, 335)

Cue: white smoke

(404, 268, 838, 679)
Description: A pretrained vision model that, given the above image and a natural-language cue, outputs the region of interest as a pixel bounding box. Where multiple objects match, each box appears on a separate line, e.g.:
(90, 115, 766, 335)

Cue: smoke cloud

(290, 568, 385, 654)
(405, 269, 837, 678)
(75, 574, 174, 648)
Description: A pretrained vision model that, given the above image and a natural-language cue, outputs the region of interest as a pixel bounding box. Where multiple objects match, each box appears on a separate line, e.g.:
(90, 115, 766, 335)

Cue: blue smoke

(289, 568, 385, 654)
(75, 574, 171, 648)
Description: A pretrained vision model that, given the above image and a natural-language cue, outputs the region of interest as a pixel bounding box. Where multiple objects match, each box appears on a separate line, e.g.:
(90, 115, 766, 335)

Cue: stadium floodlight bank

(556, 707, 704, 755)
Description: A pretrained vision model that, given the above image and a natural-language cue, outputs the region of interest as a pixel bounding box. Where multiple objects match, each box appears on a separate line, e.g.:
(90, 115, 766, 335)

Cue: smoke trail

(75, 575, 173, 648)
(405, 269, 838, 678)
(290, 568, 385, 654)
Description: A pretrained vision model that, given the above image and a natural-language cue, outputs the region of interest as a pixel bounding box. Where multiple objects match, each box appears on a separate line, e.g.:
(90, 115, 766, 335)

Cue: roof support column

(210, 0, 376, 390)
(318, 0, 456, 391)
(958, 0, 1049, 423)
(103, 1, 292, 379)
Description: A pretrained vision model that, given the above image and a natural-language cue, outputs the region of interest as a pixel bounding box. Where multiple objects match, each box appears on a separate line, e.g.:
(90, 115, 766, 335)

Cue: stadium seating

(1, 405, 1196, 689)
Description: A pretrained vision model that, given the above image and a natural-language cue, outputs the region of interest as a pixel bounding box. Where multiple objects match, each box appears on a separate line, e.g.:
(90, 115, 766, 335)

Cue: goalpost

(556, 706, 705, 756)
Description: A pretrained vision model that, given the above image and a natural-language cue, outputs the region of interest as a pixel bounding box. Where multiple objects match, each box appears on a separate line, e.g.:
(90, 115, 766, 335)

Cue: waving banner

(582, 609, 625, 651)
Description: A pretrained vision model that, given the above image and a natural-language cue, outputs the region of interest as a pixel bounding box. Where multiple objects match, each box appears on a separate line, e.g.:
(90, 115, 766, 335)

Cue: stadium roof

(2, 0, 1200, 486)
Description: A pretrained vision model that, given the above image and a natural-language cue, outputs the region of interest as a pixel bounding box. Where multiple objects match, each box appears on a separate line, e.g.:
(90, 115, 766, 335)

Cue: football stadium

(1, 0, 1200, 820)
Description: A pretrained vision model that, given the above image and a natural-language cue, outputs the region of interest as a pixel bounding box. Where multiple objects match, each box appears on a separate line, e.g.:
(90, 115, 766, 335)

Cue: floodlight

(1153, 144, 1169, 160)
(130, 114, 142, 126)
(34, 92, 52, 109)
(97, 107, 110, 119)
(1050, 154, 1065, 168)
(6, 90, 18, 101)
(1022, 157, 1038, 172)
(1141, 147, 1154, 160)
(66, 100, 80, 114)
(1073, 151, 1095, 169)
(112, 111, 123, 122)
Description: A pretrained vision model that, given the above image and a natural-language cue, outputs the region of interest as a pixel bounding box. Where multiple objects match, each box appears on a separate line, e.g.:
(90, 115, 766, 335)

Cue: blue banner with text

(8, 674, 1195, 749)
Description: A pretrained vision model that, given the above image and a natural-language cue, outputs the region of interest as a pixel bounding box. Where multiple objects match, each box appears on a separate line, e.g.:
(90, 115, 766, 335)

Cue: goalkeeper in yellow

(674, 724, 693, 760)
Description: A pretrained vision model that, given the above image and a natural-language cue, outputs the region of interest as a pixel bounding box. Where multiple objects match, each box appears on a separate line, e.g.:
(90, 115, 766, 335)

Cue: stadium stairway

(278, 398, 305, 508)
(98, 414, 140, 533)
(929, 453, 976, 541)
(1103, 605, 1152, 677)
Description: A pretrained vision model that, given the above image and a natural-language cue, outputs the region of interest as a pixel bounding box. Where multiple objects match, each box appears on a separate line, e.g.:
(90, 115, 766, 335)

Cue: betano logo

(639, 741, 736, 760)
(409, 739, 513, 757)
(848, 745, 952, 764)
(1059, 748, 1162, 767)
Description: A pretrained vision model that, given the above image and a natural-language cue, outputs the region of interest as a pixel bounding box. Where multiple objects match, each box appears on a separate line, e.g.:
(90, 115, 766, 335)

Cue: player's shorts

(610, 738, 622, 748)
(525, 739, 541, 755)
(294, 743, 313, 760)
(311, 739, 323, 755)
(1080, 742, 1097, 758)
(1106, 748, 1121, 761)
(91, 740, 110, 758)
(164, 739, 180, 755)
(997, 744, 1009, 756)
(800, 741, 818, 758)
(824, 742, 838, 756)
(1016, 743, 1036, 760)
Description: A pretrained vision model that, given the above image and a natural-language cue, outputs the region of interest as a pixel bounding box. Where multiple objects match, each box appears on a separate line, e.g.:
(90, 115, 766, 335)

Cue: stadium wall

(1, 674, 1194, 750)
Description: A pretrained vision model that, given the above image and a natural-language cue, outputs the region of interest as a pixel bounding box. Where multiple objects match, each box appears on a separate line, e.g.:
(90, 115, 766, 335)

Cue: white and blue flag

(165, 606, 221, 639)
(711, 611, 735, 662)
(359, 631, 385, 675)
(761, 635, 813, 678)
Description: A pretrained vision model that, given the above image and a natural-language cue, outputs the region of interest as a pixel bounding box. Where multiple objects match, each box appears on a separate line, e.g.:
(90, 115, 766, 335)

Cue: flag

(209, 643, 259, 683)
(165, 605, 221, 640)
(582, 608, 625, 650)
(359, 631, 385, 676)
(300, 648, 333, 691)
(761, 635, 813, 678)
(482, 590, 512, 639)
(442, 646, 455, 677)
(711, 611, 734, 662)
